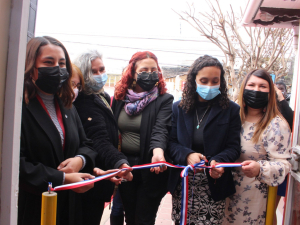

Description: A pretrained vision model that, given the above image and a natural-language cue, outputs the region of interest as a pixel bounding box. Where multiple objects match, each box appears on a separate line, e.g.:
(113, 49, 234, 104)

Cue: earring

(263, 107, 267, 113)
(132, 80, 136, 88)
(155, 82, 158, 87)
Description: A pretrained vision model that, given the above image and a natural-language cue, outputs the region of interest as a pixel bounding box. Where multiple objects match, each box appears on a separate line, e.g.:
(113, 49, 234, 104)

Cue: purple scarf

(124, 87, 159, 116)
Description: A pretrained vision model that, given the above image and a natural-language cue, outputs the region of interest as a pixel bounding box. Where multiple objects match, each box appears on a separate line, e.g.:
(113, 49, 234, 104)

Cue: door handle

(291, 147, 300, 172)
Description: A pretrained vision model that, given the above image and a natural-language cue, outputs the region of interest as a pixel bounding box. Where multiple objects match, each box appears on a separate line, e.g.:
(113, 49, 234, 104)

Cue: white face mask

(73, 88, 79, 102)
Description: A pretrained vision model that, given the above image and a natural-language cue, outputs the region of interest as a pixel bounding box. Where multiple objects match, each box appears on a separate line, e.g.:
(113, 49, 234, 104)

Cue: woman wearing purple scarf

(112, 51, 173, 225)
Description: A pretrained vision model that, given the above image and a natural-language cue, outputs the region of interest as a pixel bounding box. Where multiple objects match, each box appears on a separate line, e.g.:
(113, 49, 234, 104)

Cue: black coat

(18, 96, 97, 225)
(278, 99, 294, 130)
(167, 99, 241, 201)
(112, 93, 174, 197)
(73, 92, 129, 201)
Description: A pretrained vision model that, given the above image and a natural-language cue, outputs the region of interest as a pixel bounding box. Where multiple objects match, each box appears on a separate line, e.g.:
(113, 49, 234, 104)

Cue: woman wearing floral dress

(224, 69, 291, 224)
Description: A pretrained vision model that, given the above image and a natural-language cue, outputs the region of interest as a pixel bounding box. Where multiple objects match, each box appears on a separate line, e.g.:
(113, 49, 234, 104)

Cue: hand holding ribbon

(64, 173, 95, 193)
(186, 153, 207, 173)
(93, 168, 122, 185)
(150, 148, 167, 174)
(51, 160, 242, 225)
(209, 160, 224, 179)
(241, 160, 260, 178)
(118, 164, 133, 182)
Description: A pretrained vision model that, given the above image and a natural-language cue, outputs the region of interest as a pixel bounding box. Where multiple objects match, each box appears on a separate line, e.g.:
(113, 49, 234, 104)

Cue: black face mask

(243, 89, 269, 109)
(35, 66, 69, 94)
(136, 71, 159, 91)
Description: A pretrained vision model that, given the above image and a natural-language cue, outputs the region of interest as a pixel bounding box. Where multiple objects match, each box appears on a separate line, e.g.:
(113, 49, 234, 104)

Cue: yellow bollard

(40, 191, 57, 225)
(265, 186, 278, 225)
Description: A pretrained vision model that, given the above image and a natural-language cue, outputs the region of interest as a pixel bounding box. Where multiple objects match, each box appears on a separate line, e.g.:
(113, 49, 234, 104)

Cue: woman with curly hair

(167, 55, 241, 224)
(112, 51, 173, 225)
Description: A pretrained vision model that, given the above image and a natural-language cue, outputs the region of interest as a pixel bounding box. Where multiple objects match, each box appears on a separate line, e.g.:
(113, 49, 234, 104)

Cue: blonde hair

(71, 64, 85, 91)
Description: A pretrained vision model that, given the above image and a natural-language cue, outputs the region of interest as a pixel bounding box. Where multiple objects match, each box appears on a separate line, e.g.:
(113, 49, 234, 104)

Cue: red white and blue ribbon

(50, 160, 241, 225)
(177, 161, 242, 225)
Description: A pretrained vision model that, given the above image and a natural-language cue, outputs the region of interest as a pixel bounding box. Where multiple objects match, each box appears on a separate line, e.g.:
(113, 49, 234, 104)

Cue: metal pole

(40, 192, 57, 225)
(41, 184, 57, 225)
(265, 186, 278, 225)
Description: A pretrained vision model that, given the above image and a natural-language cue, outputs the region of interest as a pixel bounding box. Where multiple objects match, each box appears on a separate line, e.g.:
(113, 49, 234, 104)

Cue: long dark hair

(24, 36, 74, 108)
(179, 55, 229, 112)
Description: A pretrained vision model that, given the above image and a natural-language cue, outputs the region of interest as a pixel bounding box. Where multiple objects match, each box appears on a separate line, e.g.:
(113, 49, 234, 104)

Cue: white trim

(284, 174, 294, 225)
(290, 171, 300, 183)
(284, 20, 300, 225)
(289, 43, 298, 111)
(0, 0, 30, 224)
(241, 0, 264, 25)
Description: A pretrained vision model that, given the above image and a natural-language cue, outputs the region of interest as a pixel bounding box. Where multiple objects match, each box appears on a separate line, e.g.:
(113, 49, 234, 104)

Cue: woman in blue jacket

(167, 55, 241, 225)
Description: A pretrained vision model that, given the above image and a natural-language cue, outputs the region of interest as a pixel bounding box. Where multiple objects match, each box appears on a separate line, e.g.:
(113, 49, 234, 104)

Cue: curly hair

(179, 55, 229, 112)
(114, 51, 167, 100)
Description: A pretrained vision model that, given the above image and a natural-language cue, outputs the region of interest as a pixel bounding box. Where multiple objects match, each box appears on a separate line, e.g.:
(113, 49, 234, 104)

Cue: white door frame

(0, 0, 30, 224)
(283, 21, 300, 225)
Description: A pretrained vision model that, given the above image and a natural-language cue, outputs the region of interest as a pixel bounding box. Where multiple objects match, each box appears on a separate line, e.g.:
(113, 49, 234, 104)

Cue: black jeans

(81, 190, 105, 225)
(118, 168, 166, 225)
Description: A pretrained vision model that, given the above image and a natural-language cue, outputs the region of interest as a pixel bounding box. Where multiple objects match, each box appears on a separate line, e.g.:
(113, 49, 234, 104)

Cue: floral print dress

(223, 116, 291, 224)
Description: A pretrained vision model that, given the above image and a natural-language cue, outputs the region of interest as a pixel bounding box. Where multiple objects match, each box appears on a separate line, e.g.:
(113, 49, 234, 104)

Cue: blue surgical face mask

(195, 81, 221, 100)
(92, 73, 108, 91)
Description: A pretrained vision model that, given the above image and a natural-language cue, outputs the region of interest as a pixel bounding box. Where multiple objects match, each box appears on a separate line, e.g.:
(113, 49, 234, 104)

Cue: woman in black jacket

(73, 50, 132, 225)
(19, 36, 97, 225)
(112, 51, 173, 225)
(167, 55, 241, 225)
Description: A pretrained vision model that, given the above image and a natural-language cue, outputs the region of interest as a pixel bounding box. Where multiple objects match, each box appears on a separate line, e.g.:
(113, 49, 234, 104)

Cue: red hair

(114, 51, 167, 100)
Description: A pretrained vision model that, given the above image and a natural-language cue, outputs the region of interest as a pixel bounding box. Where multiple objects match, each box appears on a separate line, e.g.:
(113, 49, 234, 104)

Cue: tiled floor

(276, 197, 284, 225)
(153, 194, 173, 225)
(101, 193, 173, 225)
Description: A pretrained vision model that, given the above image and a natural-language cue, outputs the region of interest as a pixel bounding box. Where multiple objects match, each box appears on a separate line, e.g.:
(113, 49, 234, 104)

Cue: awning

(242, 0, 300, 28)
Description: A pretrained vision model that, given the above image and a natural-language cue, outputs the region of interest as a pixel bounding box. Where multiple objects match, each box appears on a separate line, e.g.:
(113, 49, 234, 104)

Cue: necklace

(196, 105, 210, 129)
